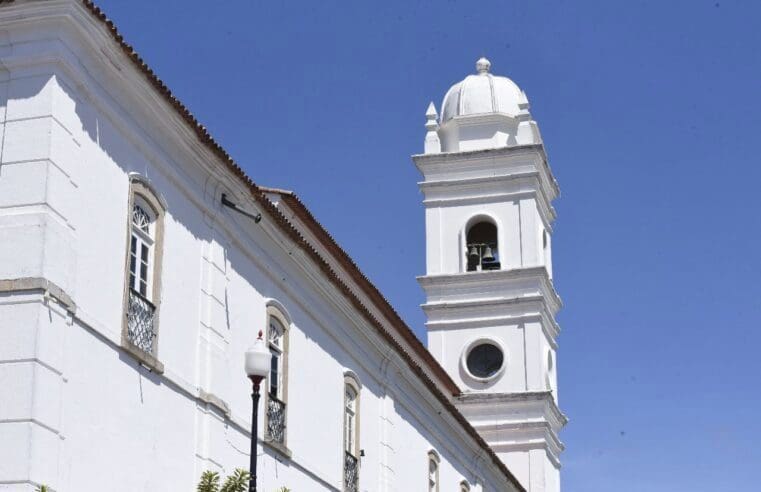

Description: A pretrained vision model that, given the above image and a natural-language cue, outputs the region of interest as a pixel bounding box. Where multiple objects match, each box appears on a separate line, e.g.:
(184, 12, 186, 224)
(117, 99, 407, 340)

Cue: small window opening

(466, 221, 500, 272)
(428, 452, 440, 492)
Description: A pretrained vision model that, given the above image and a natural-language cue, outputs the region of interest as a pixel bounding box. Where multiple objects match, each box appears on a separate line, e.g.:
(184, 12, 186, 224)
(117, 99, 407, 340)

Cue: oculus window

(466, 343, 504, 379)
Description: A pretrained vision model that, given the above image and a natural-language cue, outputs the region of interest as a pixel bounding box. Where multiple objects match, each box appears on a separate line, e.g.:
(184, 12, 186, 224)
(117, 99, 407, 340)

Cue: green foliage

(196, 469, 252, 492)
(275, 488, 291, 492)
(197, 471, 221, 492)
(220, 469, 250, 492)
(35, 487, 49, 492)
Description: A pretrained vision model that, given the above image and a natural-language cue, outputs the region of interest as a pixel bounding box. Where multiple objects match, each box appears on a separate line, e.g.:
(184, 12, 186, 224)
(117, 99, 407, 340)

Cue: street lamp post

(244, 331, 272, 492)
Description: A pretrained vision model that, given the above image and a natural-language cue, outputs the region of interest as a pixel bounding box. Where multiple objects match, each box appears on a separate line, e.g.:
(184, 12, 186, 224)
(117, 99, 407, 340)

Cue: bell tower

(415, 58, 566, 492)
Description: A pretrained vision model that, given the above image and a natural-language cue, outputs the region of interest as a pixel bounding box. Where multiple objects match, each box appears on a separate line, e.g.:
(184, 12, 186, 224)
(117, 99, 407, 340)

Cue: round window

(466, 343, 504, 379)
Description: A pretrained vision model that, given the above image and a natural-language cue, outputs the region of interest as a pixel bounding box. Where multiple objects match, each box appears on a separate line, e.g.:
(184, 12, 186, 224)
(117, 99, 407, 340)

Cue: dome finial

(476, 57, 491, 74)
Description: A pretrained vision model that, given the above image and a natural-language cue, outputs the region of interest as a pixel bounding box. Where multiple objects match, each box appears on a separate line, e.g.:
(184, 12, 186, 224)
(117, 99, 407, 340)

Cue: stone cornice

(413, 143, 545, 165)
(0, 277, 76, 313)
(422, 297, 561, 345)
(418, 172, 557, 230)
(456, 391, 567, 465)
(457, 391, 568, 428)
(412, 144, 560, 203)
(418, 267, 562, 316)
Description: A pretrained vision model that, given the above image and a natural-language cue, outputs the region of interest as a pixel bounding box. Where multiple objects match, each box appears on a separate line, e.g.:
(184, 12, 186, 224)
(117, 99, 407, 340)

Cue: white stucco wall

(0, 2, 521, 491)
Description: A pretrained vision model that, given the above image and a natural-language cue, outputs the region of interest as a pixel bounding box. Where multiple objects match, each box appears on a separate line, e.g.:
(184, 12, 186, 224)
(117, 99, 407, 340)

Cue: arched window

(343, 374, 361, 492)
(122, 176, 165, 366)
(129, 197, 156, 298)
(460, 480, 471, 492)
(428, 450, 440, 492)
(265, 306, 289, 446)
(466, 219, 500, 272)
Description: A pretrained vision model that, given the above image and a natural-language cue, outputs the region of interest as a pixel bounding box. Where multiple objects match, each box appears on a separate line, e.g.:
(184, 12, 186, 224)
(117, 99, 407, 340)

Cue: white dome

(440, 57, 528, 123)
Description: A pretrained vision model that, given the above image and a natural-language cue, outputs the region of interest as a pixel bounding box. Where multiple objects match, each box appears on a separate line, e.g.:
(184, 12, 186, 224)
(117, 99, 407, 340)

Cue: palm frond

(197, 470, 221, 492)
(220, 468, 249, 492)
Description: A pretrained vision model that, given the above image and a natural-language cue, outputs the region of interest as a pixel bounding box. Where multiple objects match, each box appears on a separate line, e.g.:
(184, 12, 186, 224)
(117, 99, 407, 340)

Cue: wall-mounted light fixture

(221, 193, 262, 223)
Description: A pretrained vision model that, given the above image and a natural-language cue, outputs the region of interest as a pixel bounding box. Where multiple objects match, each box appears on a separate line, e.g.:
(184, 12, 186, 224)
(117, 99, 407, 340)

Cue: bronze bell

(468, 245, 480, 259)
(482, 246, 495, 262)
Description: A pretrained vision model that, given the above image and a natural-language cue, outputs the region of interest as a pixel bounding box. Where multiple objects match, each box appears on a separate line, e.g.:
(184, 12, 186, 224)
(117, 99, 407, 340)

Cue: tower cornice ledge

(457, 391, 568, 426)
(456, 391, 567, 466)
(418, 267, 562, 315)
(412, 144, 559, 202)
(418, 172, 557, 232)
(421, 297, 561, 346)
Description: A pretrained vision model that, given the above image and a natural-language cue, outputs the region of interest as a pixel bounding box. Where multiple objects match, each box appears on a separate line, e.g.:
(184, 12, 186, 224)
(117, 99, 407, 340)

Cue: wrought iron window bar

(344, 451, 359, 492)
(266, 394, 287, 444)
(127, 288, 157, 354)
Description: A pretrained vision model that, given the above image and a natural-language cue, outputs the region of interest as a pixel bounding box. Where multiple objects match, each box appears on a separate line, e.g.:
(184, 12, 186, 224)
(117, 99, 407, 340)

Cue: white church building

(0, 1, 565, 491)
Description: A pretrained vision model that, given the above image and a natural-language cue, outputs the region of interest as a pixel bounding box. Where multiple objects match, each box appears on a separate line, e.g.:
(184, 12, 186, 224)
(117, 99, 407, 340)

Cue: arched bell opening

(465, 219, 500, 272)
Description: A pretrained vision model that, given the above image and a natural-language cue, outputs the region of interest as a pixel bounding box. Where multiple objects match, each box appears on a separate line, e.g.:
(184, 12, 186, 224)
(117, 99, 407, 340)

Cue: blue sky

(97, 1, 761, 490)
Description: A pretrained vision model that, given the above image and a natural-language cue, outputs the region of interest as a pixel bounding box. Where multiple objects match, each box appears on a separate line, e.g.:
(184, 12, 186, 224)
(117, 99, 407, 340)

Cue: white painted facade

(0, 2, 526, 492)
(416, 59, 566, 492)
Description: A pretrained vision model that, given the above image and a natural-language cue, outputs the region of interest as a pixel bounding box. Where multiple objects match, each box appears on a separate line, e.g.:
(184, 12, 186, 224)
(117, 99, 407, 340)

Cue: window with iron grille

(122, 178, 165, 365)
(126, 197, 158, 354)
(265, 312, 288, 445)
(343, 377, 360, 492)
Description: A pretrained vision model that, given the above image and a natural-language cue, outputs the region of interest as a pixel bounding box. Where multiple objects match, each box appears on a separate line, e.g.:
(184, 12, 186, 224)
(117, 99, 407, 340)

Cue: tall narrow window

(428, 451, 440, 492)
(129, 199, 155, 298)
(343, 375, 361, 492)
(123, 177, 165, 365)
(265, 309, 288, 447)
(345, 386, 357, 454)
(466, 219, 500, 272)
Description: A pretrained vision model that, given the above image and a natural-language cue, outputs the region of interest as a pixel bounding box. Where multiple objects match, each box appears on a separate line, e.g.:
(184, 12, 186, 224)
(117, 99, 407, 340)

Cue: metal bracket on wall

(221, 194, 262, 223)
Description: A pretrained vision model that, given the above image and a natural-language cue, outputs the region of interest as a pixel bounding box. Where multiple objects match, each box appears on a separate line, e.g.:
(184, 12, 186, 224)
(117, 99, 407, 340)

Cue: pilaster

(0, 57, 80, 490)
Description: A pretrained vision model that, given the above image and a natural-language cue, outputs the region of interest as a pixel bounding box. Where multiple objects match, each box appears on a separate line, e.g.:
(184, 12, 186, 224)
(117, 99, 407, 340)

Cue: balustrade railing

(127, 288, 156, 354)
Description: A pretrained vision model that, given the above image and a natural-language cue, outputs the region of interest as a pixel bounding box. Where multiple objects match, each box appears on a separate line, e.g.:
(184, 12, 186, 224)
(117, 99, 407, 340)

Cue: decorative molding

(456, 391, 567, 465)
(0, 277, 76, 313)
(419, 266, 562, 313)
(412, 144, 559, 201)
